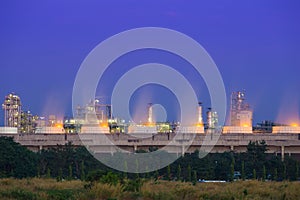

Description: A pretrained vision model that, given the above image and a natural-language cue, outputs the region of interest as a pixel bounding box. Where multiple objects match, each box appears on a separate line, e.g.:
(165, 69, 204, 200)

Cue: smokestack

(207, 107, 212, 128)
(198, 102, 203, 125)
(147, 103, 153, 124)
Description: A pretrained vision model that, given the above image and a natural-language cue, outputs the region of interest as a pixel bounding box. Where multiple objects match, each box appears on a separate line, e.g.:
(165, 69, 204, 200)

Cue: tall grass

(0, 178, 299, 200)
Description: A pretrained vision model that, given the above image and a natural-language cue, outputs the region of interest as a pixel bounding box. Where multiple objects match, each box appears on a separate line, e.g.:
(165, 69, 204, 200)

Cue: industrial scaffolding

(230, 91, 252, 127)
(2, 93, 22, 128)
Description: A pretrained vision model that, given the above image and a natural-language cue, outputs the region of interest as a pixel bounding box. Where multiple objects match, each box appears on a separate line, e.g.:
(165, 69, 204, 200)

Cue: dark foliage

(0, 136, 299, 182)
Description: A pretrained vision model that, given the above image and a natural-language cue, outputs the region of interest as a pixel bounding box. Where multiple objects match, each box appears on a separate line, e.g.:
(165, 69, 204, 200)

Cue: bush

(47, 189, 75, 200)
(86, 170, 105, 183)
(0, 189, 38, 200)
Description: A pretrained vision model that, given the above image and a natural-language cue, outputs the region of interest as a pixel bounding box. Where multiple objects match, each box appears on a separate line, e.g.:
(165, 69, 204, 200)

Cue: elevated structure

(2, 93, 22, 129)
(36, 117, 46, 127)
(48, 115, 57, 127)
(230, 91, 252, 127)
(147, 103, 153, 125)
(20, 111, 38, 134)
(207, 108, 218, 129)
(1, 132, 300, 162)
(75, 98, 112, 125)
(225, 91, 253, 133)
(197, 102, 203, 125)
(75, 98, 111, 133)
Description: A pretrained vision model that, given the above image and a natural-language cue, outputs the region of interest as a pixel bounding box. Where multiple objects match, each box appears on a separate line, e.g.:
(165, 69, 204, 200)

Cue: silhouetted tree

(167, 165, 171, 181)
(192, 170, 197, 185)
(187, 164, 191, 182)
(262, 165, 266, 181)
(241, 161, 245, 181)
(80, 161, 85, 181)
(253, 169, 256, 180)
(177, 164, 181, 181)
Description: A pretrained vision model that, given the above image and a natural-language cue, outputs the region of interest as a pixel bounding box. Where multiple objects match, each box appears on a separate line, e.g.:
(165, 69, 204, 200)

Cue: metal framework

(230, 91, 251, 126)
(75, 97, 112, 124)
(2, 93, 22, 128)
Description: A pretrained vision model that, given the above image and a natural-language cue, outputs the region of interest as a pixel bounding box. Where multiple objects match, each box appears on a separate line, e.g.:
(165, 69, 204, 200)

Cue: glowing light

(55, 123, 63, 128)
(242, 124, 249, 127)
(99, 122, 109, 128)
(196, 123, 204, 127)
(291, 123, 299, 127)
(144, 122, 155, 127)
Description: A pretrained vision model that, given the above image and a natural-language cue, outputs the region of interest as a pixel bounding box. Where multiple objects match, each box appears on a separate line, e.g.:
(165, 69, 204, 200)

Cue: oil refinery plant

(1, 91, 300, 135)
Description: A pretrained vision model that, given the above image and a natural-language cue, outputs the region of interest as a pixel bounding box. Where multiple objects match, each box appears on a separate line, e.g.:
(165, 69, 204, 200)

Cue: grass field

(0, 178, 299, 200)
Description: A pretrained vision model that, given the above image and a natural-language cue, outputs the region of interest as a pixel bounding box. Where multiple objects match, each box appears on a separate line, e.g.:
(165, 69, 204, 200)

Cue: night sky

(0, 1, 299, 125)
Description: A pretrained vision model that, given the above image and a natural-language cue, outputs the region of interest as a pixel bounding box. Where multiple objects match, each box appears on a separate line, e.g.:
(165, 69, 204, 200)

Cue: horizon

(1, 1, 300, 126)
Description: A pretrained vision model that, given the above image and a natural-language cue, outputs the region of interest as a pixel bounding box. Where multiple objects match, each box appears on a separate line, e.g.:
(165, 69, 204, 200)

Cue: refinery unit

(1, 91, 300, 135)
(223, 91, 253, 134)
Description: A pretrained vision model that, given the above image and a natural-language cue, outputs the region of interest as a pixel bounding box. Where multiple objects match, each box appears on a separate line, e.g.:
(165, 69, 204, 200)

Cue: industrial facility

(1, 91, 300, 135)
(223, 91, 253, 134)
(1, 91, 300, 159)
(2, 93, 22, 128)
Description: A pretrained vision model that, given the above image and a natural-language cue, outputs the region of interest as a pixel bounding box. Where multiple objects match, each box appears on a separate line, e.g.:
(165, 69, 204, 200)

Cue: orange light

(55, 123, 63, 128)
(196, 123, 204, 127)
(291, 123, 299, 127)
(144, 122, 155, 127)
(242, 124, 249, 127)
(99, 122, 109, 128)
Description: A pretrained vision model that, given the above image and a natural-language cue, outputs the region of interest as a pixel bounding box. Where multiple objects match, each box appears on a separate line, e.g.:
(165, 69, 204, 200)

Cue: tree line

(0, 136, 299, 182)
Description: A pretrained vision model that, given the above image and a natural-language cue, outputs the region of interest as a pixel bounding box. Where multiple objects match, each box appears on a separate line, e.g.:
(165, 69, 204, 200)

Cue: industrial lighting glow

(144, 122, 155, 127)
(291, 123, 299, 127)
(196, 123, 204, 127)
(55, 123, 63, 128)
(99, 122, 109, 128)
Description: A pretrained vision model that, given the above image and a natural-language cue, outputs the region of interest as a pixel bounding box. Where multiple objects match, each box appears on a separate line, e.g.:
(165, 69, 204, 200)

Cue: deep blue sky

(0, 1, 300, 125)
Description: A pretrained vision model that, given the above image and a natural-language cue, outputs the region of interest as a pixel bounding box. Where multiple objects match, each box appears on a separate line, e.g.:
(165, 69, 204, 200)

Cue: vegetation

(1, 136, 300, 199)
(0, 137, 37, 178)
(1, 137, 300, 182)
(0, 178, 299, 200)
